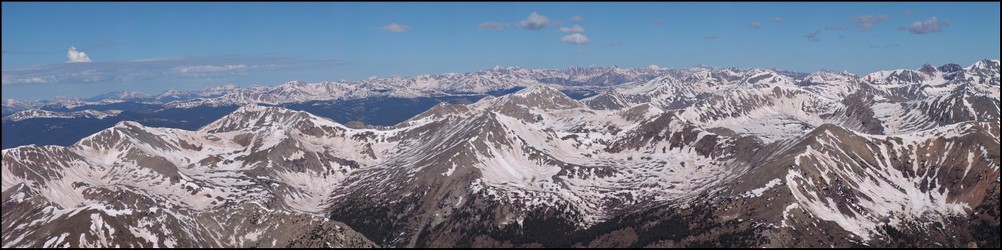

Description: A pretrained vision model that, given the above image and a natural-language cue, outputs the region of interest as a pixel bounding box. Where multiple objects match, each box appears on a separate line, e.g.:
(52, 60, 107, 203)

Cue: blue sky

(2, 2, 999, 100)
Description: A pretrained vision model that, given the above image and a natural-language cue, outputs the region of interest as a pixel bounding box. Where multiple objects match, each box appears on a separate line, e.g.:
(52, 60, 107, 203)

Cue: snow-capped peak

(86, 91, 153, 102)
(499, 84, 582, 110)
(512, 84, 562, 97)
(198, 104, 339, 133)
(803, 70, 858, 83)
(918, 63, 939, 75)
(967, 58, 1000, 71)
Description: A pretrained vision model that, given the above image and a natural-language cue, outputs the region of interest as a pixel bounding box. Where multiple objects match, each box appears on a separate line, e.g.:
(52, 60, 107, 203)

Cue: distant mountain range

(3, 60, 998, 149)
(2, 59, 999, 247)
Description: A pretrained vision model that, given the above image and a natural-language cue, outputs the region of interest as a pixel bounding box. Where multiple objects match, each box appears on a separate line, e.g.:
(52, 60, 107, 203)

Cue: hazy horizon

(3, 2, 1000, 100)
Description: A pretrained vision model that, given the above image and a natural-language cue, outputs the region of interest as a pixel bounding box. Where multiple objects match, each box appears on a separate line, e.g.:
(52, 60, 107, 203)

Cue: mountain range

(2, 59, 999, 247)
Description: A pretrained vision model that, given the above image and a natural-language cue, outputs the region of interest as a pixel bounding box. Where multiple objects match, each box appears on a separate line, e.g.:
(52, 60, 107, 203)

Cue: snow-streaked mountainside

(2, 109, 123, 122)
(3, 60, 998, 119)
(84, 91, 154, 102)
(2, 59, 999, 248)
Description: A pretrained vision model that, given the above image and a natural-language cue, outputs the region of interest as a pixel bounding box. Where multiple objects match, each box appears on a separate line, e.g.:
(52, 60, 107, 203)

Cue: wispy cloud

(750, 21, 762, 29)
(5, 43, 116, 56)
(378, 23, 409, 32)
(705, 35, 721, 40)
(606, 42, 622, 47)
(803, 25, 846, 42)
(173, 64, 248, 75)
(899, 17, 950, 34)
(517, 12, 550, 30)
(67, 47, 92, 63)
(2, 55, 344, 85)
(852, 15, 890, 31)
(478, 22, 507, 31)
(771, 17, 784, 23)
(902, 11, 917, 16)
(571, 15, 584, 22)
(805, 30, 822, 42)
(869, 44, 901, 49)
(654, 19, 664, 26)
(558, 25, 585, 33)
(560, 33, 590, 45)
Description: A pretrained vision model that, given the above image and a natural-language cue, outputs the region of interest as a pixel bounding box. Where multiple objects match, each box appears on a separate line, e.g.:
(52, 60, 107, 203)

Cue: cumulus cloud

(560, 33, 589, 45)
(478, 22, 507, 31)
(67, 47, 92, 63)
(379, 23, 409, 32)
(899, 17, 949, 34)
(571, 15, 584, 22)
(750, 21, 762, 29)
(852, 15, 890, 31)
(517, 12, 550, 30)
(559, 25, 585, 33)
(705, 35, 721, 40)
(771, 17, 784, 23)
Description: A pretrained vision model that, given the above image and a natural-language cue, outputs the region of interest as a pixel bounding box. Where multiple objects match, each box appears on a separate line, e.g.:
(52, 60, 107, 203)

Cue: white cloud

(750, 21, 762, 29)
(173, 64, 248, 75)
(478, 22, 507, 31)
(560, 33, 589, 45)
(67, 47, 92, 63)
(852, 15, 890, 31)
(379, 23, 409, 32)
(771, 17, 784, 23)
(559, 25, 585, 33)
(900, 17, 949, 34)
(517, 12, 550, 30)
(571, 15, 584, 22)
